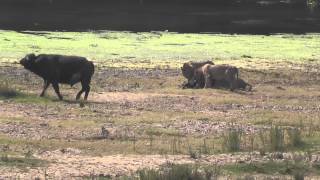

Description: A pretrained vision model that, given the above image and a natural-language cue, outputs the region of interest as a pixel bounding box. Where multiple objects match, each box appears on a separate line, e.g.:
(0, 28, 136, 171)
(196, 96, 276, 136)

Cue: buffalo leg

(52, 82, 63, 100)
(76, 89, 84, 100)
(77, 80, 90, 100)
(84, 85, 91, 100)
(40, 80, 50, 97)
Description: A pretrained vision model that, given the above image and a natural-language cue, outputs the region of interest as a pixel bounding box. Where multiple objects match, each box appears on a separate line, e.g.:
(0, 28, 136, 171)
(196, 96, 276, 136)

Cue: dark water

(0, 0, 319, 34)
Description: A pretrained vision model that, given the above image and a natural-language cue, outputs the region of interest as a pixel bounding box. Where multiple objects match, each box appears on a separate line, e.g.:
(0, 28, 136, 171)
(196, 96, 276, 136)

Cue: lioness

(191, 64, 239, 91)
(214, 78, 253, 91)
(235, 78, 252, 91)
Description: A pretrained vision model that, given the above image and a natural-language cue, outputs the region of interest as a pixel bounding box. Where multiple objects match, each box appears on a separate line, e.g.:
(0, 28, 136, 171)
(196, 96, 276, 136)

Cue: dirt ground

(1, 62, 320, 179)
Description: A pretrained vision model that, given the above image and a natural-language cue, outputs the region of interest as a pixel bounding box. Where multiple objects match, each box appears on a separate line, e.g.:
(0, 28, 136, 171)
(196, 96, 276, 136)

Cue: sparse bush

(148, 134, 153, 153)
(236, 175, 255, 180)
(24, 150, 33, 159)
(133, 134, 136, 153)
(0, 155, 47, 168)
(293, 172, 305, 180)
(307, 120, 316, 137)
(224, 160, 310, 178)
(139, 164, 198, 180)
(138, 168, 161, 180)
(223, 128, 242, 152)
(0, 80, 19, 98)
(260, 126, 305, 153)
(0, 154, 9, 162)
(287, 128, 305, 149)
(203, 165, 220, 180)
(259, 131, 267, 155)
(291, 161, 307, 180)
(138, 164, 219, 180)
(249, 135, 255, 152)
(171, 137, 178, 154)
(201, 138, 210, 154)
(270, 125, 285, 152)
(83, 175, 112, 180)
(188, 146, 201, 159)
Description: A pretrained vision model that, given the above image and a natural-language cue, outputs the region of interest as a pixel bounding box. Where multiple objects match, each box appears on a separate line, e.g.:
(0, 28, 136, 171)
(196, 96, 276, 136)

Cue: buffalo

(20, 53, 95, 100)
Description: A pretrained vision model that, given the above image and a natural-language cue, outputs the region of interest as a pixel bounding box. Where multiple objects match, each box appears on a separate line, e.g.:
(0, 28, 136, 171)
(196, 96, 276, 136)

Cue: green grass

(120, 161, 319, 179)
(0, 132, 225, 156)
(0, 80, 19, 98)
(0, 31, 319, 68)
(0, 79, 56, 104)
(137, 164, 220, 180)
(0, 116, 27, 123)
(222, 161, 317, 176)
(14, 94, 56, 104)
(49, 119, 100, 129)
(223, 129, 242, 152)
(0, 154, 48, 169)
(0, 92, 55, 104)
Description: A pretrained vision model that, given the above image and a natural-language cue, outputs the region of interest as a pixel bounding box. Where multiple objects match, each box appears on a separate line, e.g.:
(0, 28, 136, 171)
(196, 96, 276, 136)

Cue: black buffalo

(20, 53, 95, 100)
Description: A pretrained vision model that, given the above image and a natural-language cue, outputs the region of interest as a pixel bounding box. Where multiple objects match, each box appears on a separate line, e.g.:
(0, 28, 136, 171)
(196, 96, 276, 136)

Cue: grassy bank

(0, 31, 319, 68)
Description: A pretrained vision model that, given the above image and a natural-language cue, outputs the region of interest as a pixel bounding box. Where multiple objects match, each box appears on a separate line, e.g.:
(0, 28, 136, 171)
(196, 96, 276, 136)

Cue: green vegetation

(118, 161, 319, 179)
(137, 164, 220, 180)
(0, 78, 55, 104)
(13, 94, 55, 104)
(0, 90, 55, 104)
(288, 128, 305, 149)
(223, 161, 314, 176)
(223, 129, 242, 152)
(0, 31, 320, 68)
(0, 154, 47, 169)
(0, 80, 19, 98)
(270, 125, 285, 152)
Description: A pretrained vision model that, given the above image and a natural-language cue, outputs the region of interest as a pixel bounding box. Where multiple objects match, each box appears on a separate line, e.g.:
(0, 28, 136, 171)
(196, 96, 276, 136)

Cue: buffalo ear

(25, 53, 37, 64)
(28, 53, 36, 60)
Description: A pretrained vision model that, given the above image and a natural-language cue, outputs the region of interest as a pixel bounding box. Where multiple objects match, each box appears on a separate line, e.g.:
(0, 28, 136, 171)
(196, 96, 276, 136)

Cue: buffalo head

(20, 53, 37, 69)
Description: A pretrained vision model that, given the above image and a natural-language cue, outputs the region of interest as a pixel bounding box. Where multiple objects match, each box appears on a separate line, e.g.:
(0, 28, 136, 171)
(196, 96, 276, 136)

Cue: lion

(181, 60, 214, 88)
(191, 64, 239, 91)
(214, 78, 252, 91)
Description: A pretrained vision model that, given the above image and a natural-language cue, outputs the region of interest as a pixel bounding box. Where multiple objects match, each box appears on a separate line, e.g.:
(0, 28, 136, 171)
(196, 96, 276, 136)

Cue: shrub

(287, 128, 305, 149)
(138, 164, 219, 180)
(223, 128, 242, 152)
(0, 154, 9, 162)
(188, 146, 201, 159)
(270, 125, 285, 152)
(0, 80, 18, 98)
